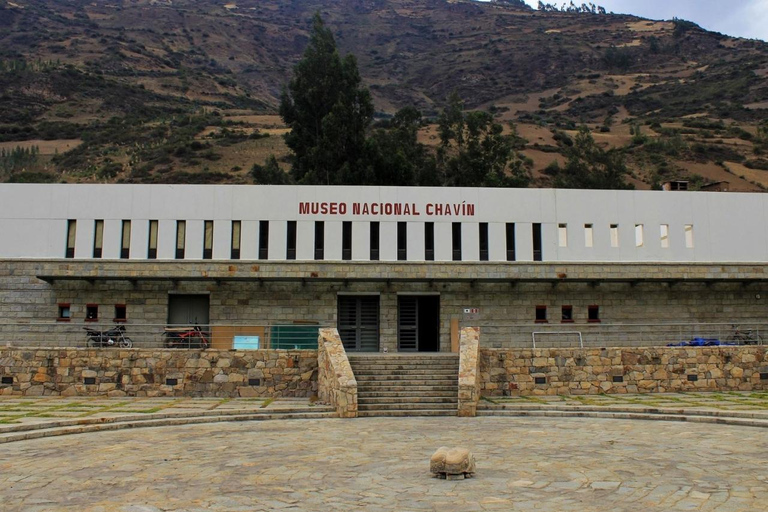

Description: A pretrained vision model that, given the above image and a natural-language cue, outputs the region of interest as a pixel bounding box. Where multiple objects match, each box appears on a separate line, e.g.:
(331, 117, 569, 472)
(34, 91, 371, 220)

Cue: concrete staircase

(347, 353, 459, 417)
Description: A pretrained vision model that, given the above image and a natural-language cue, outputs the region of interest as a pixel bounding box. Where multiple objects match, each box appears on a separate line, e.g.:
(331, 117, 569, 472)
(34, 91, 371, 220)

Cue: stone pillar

(317, 328, 358, 418)
(457, 326, 480, 417)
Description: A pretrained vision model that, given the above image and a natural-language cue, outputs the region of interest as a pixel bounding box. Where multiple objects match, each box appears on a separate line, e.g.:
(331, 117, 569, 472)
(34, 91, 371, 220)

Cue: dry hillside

(0, 0, 767, 189)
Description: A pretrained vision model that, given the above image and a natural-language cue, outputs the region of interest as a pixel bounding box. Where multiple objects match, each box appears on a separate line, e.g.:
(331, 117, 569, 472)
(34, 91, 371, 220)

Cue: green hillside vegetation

(0, 0, 765, 190)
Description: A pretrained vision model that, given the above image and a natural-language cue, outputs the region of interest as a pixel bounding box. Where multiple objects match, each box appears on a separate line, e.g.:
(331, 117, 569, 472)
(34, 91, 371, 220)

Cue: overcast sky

(518, 0, 768, 41)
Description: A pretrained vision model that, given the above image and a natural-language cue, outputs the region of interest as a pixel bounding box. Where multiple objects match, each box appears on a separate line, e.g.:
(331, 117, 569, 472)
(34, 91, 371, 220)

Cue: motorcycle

(163, 325, 210, 349)
(83, 324, 133, 348)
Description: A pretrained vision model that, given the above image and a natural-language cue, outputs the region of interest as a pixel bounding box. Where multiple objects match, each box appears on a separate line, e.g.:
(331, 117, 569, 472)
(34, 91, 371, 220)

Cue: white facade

(1, 184, 767, 263)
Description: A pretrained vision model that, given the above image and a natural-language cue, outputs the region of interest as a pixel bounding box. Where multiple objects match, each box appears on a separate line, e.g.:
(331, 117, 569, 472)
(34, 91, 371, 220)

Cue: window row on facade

(557, 223, 694, 249)
(535, 305, 600, 323)
(57, 303, 126, 323)
(64, 219, 693, 261)
(64, 219, 532, 261)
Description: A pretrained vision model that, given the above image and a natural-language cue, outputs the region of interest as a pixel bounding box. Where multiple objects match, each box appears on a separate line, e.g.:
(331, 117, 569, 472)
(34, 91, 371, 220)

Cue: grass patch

(260, 398, 275, 408)
(112, 407, 165, 414)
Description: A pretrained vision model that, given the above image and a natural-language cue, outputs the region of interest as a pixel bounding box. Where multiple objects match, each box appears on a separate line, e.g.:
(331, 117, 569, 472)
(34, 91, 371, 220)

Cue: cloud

(720, 0, 768, 40)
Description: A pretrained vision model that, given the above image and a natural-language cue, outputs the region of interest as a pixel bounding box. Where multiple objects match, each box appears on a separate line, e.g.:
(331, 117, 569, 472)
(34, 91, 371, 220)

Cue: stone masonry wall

(457, 327, 480, 417)
(317, 328, 357, 418)
(0, 348, 317, 398)
(2, 260, 768, 351)
(479, 347, 768, 396)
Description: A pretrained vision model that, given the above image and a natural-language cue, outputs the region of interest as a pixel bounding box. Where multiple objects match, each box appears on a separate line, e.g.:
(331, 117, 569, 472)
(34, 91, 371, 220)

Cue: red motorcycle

(163, 325, 210, 349)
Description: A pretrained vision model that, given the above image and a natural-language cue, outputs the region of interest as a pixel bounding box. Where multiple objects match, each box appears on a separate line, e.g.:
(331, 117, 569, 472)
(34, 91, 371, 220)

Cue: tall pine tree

(279, 13, 374, 185)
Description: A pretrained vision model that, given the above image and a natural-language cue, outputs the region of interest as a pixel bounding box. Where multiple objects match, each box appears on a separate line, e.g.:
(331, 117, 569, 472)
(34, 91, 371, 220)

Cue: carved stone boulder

(430, 446, 476, 480)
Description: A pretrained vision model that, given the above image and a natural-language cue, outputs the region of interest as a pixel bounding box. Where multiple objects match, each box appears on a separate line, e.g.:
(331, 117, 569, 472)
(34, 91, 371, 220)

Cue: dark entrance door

(337, 295, 379, 352)
(167, 294, 210, 326)
(398, 295, 440, 352)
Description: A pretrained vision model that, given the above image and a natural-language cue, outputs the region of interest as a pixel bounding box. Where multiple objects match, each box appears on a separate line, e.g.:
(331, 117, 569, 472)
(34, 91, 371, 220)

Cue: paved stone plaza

(1, 413, 767, 512)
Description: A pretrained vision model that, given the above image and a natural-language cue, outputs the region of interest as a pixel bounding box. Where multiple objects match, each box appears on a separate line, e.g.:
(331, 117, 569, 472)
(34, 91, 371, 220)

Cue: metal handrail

(465, 321, 765, 349)
(0, 321, 330, 350)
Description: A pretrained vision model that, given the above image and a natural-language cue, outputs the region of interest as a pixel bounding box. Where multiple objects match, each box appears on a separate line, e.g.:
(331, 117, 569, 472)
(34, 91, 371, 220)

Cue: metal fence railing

(468, 322, 766, 349)
(0, 321, 328, 350)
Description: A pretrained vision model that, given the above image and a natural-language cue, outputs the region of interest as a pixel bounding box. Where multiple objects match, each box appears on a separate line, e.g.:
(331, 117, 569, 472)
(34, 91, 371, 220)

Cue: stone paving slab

(0, 397, 318, 427)
(487, 391, 768, 410)
(1, 416, 767, 511)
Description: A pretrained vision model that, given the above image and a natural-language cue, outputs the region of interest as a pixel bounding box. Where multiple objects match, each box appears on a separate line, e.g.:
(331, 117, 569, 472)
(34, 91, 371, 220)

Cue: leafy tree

(251, 155, 292, 185)
(279, 13, 374, 185)
(365, 107, 439, 186)
(758, 122, 768, 143)
(437, 92, 530, 188)
(545, 127, 633, 190)
(603, 45, 634, 71)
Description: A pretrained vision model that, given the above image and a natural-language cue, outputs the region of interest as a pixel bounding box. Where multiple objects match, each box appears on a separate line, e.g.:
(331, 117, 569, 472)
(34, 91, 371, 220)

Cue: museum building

(1, 183, 767, 351)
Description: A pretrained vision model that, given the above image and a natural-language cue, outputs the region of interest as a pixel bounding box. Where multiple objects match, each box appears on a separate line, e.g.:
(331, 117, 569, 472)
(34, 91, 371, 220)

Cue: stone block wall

(2, 260, 768, 352)
(317, 328, 357, 418)
(457, 327, 479, 417)
(479, 347, 768, 396)
(0, 348, 318, 398)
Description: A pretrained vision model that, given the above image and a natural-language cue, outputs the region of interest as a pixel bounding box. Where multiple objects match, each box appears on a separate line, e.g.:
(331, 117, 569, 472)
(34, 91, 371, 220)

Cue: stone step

(358, 396, 458, 405)
(350, 364, 460, 371)
(357, 409, 457, 418)
(347, 354, 459, 359)
(359, 402, 457, 411)
(0, 411, 338, 444)
(352, 369, 459, 377)
(357, 384, 458, 392)
(354, 374, 457, 381)
(358, 390, 459, 398)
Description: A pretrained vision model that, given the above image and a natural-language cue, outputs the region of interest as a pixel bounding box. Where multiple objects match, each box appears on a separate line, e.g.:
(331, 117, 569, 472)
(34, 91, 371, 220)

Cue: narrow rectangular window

(203, 220, 214, 259)
(93, 220, 104, 258)
(120, 220, 131, 259)
(452, 222, 462, 261)
(114, 304, 127, 323)
(685, 224, 694, 248)
(286, 221, 297, 260)
(635, 224, 644, 247)
(314, 221, 324, 260)
(230, 221, 241, 260)
(588, 305, 601, 323)
(610, 224, 619, 248)
(535, 305, 547, 323)
(397, 222, 407, 261)
(584, 224, 593, 248)
(175, 221, 186, 259)
(479, 222, 489, 261)
(424, 222, 435, 261)
(57, 303, 71, 322)
(561, 305, 574, 323)
(660, 224, 669, 248)
(85, 304, 99, 322)
(342, 221, 352, 261)
(258, 221, 269, 259)
(558, 223, 568, 247)
(147, 220, 158, 259)
(532, 223, 542, 261)
(370, 222, 380, 261)
(506, 223, 516, 261)
(65, 219, 76, 258)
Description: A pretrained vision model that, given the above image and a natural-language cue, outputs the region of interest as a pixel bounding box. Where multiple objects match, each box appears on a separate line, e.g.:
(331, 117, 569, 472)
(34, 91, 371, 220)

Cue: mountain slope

(0, 0, 766, 189)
